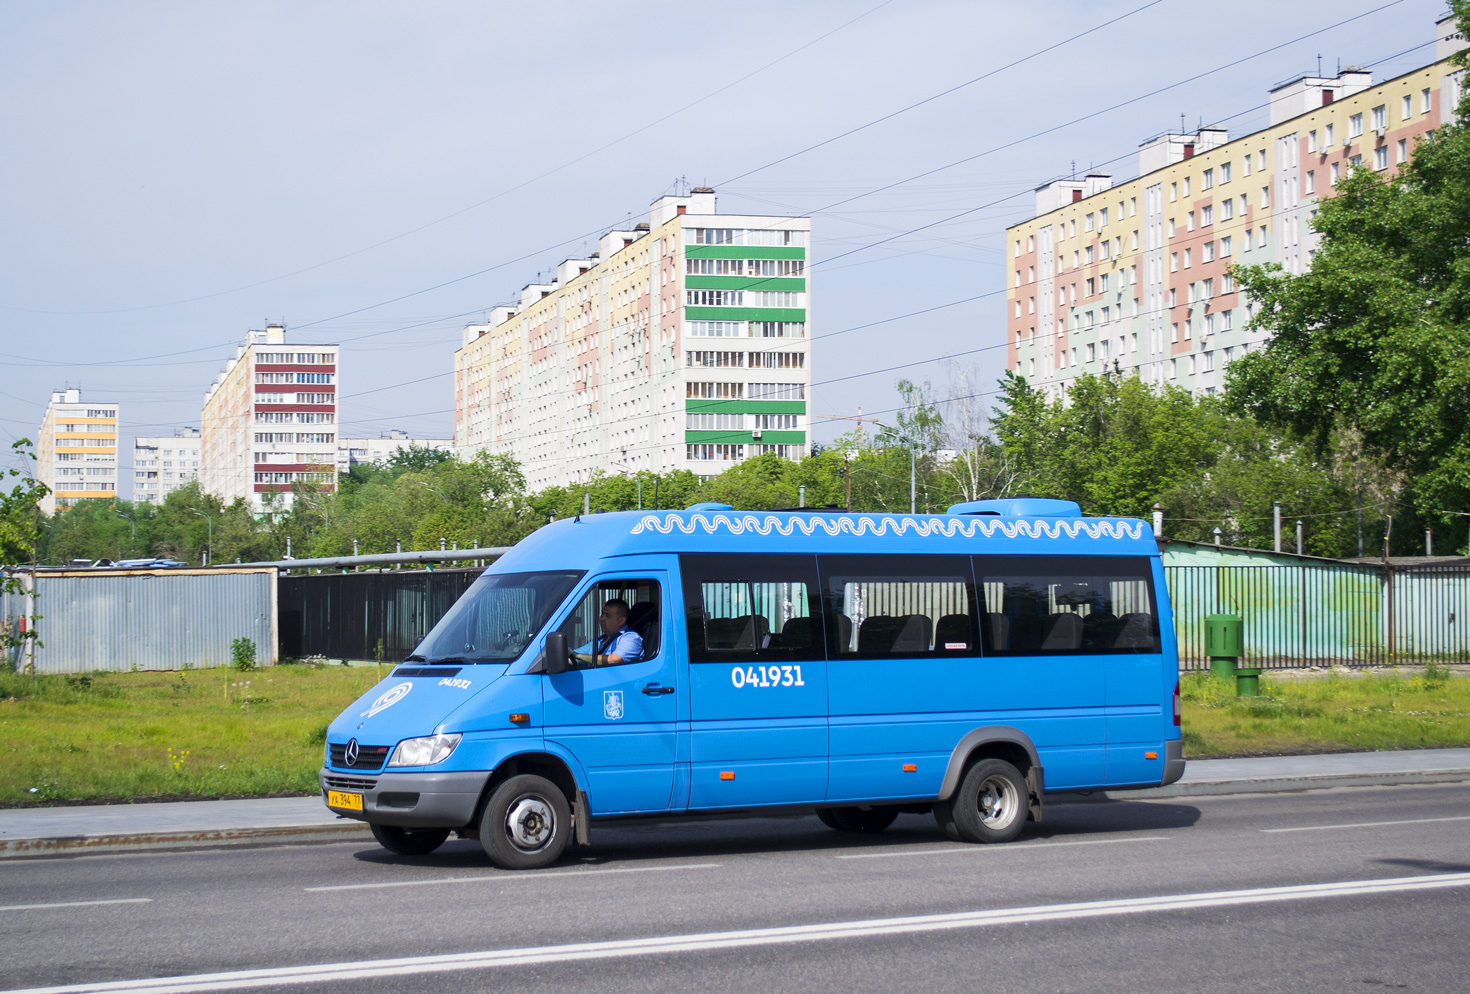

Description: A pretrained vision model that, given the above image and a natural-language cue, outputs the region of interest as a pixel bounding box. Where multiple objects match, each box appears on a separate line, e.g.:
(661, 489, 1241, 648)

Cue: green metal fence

(1165, 564, 1470, 670)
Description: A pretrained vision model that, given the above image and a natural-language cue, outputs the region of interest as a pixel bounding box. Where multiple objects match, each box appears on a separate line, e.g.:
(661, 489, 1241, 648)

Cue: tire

(815, 808, 842, 830)
(369, 823, 451, 856)
(935, 758, 1028, 844)
(829, 806, 899, 833)
(479, 774, 572, 870)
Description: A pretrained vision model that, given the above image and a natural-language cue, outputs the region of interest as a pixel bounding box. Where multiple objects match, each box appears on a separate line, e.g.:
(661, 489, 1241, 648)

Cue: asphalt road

(2, 783, 1468, 994)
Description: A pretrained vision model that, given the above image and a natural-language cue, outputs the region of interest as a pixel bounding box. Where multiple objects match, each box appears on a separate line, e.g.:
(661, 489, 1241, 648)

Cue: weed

(230, 637, 257, 672)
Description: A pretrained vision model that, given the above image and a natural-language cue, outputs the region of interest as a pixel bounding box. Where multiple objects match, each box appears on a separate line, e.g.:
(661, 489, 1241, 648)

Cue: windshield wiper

(425, 657, 468, 665)
(403, 655, 427, 663)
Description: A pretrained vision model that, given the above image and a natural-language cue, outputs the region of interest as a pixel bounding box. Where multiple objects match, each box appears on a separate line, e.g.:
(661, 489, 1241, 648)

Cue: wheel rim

(976, 774, 1021, 829)
(505, 795, 555, 852)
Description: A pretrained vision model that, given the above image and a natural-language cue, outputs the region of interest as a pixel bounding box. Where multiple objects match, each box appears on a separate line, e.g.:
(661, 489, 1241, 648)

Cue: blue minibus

(321, 498, 1183, 868)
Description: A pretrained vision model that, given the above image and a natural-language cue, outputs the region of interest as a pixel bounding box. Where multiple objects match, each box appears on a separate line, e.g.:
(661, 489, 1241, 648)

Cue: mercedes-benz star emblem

(344, 739, 360, 766)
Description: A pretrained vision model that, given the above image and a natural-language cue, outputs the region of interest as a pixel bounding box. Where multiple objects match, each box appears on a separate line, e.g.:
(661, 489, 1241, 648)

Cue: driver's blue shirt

(577, 626, 643, 665)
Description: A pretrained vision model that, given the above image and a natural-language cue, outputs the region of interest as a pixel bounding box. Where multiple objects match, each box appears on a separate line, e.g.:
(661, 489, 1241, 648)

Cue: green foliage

(230, 637, 257, 672)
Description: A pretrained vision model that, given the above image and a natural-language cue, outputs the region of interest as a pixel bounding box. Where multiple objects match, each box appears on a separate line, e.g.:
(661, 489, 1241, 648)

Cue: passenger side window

(557, 578, 662, 667)
(680, 554, 823, 663)
(818, 555, 978, 658)
(975, 555, 1160, 655)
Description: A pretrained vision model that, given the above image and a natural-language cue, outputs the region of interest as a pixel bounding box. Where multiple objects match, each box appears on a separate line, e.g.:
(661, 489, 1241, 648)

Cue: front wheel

(934, 759, 1028, 844)
(369, 823, 451, 856)
(479, 774, 571, 870)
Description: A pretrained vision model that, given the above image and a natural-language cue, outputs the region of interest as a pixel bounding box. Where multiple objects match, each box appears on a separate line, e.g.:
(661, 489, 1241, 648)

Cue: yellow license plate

(327, 790, 363, 812)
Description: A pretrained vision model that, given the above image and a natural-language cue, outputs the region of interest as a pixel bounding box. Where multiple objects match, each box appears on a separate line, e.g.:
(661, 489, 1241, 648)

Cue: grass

(1181, 666, 1470, 757)
(2, 664, 1468, 805)
(0, 664, 388, 806)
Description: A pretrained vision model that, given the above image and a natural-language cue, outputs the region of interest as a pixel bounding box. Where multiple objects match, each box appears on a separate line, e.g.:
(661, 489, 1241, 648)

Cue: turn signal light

(509, 713, 530, 724)
(902, 763, 917, 772)
(1145, 751, 1158, 760)
(720, 771, 735, 781)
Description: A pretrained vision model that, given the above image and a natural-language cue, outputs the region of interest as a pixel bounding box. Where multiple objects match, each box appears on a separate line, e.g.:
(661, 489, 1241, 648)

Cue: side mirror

(544, 632, 569, 675)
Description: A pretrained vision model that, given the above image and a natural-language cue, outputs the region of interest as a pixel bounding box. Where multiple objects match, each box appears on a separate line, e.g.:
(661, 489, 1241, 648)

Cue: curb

(0, 822, 372, 860)
(3, 771, 1467, 859)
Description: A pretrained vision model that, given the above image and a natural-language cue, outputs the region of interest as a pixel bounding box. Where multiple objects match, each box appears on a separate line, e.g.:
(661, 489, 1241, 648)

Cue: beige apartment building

(132, 428, 201, 504)
(36, 388, 119, 514)
(455, 187, 811, 490)
(1006, 15, 1467, 398)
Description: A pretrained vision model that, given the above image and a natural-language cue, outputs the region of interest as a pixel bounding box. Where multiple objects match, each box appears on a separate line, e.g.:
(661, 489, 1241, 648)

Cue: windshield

(411, 570, 583, 664)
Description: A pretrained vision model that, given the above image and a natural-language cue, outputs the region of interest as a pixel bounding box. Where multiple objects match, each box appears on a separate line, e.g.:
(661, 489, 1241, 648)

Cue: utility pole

(1273, 501, 1282, 553)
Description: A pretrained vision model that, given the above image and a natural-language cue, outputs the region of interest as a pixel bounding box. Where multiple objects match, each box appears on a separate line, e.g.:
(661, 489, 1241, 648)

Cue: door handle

(641, 683, 675, 696)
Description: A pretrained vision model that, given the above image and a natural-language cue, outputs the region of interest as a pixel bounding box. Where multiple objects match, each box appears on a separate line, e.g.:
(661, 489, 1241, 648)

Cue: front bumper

(1161, 738, 1186, 786)
(320, 768, 489, 828)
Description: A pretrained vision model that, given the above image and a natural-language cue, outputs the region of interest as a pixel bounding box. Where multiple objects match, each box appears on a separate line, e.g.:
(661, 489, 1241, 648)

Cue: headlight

(387, 733, 462, 767)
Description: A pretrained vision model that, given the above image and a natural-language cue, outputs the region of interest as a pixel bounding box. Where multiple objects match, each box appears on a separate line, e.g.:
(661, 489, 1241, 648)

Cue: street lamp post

(115, 509, 135, 550)
(190, 509, 212, 566)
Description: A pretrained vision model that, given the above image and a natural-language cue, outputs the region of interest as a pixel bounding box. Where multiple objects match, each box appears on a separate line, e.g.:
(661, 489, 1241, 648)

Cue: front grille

(393, 666, 462, 677)
(328, 743, 391, 770)
(324, 774, 378, 791)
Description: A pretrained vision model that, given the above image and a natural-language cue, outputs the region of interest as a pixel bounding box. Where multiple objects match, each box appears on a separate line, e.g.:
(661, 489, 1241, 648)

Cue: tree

(1, 440, 48, 667)
(1226, 0, 1470, 545)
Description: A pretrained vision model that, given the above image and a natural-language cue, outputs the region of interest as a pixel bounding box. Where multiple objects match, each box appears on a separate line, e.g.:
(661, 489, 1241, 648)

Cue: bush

(230, 637, 257, 672)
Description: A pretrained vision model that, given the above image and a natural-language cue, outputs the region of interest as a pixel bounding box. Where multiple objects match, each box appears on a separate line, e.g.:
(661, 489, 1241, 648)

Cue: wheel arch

(937, 726, 1044, 818)
(473, 749, 584, 828)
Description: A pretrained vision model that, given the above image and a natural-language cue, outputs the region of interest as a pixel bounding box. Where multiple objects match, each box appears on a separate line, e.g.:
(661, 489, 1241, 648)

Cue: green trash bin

(1235, 667, 1262, 697)
(1204, 613, 1243, 681)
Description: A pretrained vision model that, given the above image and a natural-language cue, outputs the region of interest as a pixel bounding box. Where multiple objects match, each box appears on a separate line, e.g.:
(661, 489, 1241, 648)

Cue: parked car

(112, 557, 189, 569)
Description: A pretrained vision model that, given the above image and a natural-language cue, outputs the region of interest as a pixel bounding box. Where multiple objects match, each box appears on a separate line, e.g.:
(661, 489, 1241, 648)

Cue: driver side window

(557, 578, 662, 667)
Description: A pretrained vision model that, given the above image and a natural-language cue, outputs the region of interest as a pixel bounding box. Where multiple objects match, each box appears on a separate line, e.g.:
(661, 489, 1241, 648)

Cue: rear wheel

(828, 806, 899, 833)
(479, 774, 571, 870)
(815, 808, 842, 830)
(935, 758, 1027, 844)
(369, 823, 451, 856)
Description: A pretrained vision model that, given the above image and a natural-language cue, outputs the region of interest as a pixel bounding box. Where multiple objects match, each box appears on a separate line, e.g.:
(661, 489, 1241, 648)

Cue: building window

(1203, 241, 1215, 263)
(1168, 287, 1177, 307)
(1202, 168, 1214, 189)
(1261, 185, 1270, 208)
(1085, 246, 1094, 264)
(1220, 161, 1231, 183)
(1168, 218, 1176, 238)
(1086, 343, 1096, 363)
(1170, 252, 1178, 273)
(1085, 213, 1095, 231)
(1257, 150, 1266, 170)
(1243, 154, 1252, 176)
(1222, 308, 1233, 330)
(1396, 138, 1408, 164)
(1422, 87, 1432, 113)
(1100, 208, 1109, 226)
(1305, 170, 1315, 194)
(1221, 235, 1232, 257)
(1129, 197, 1137, 216)
(1131, 229, 1140, 250)
(1350, 153, 1362, 168)
(1169, 182, 1177, 202)
(1402, 94, 1413, 120)
(1372, 105, 1386, 132)
(1027, 234, 1035, 252)
(1182, 177, 1191, 197)
(1222, 198, 1234, 221)
(1201, 205, 1213, 225)
(1374, 146, 1388, 170)
(1349, 113, 1363, 138)
(1183, 248, 1192, 268)
(1308, 129, 1317, 152)
(1331, 161, 1340, 185)
(1258, 226, 1267, 248)
(1186, 211, 1195, 232)
(1171, 323, 1179, 343)
(1014, 239, 1021, 258)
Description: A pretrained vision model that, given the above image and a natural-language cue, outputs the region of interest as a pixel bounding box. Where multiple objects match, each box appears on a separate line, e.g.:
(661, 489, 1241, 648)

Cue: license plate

(327, 790, 363, 812)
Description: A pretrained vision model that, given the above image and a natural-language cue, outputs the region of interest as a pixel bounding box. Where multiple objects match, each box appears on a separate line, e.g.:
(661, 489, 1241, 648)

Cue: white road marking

(835, 835, 1168, 859)
(1261, 814, 1470, 833)
(0, 898, 150, 913)
(12, 872, 1468, 994)
(304, 861, 722, 892)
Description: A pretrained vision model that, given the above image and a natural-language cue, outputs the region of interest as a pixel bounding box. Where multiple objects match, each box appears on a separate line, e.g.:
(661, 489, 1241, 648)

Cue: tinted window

(975, 555, 1160, 655)
(414, 570, 583, 664)
(680, 554, 822, 663)
(818, 555, 978, 658)
(558, 578, 663, 667)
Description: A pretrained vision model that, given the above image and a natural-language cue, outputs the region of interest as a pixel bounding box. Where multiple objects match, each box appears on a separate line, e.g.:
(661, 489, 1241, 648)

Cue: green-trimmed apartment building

(454, 187, 811, 489)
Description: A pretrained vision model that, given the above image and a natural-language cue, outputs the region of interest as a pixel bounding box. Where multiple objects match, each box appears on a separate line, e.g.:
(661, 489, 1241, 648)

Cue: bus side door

(680, 554, 829, 810)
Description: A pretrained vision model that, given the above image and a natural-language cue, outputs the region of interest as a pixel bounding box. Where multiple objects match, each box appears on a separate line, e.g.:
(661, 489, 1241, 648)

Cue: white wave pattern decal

(629, 512, 1148, 541)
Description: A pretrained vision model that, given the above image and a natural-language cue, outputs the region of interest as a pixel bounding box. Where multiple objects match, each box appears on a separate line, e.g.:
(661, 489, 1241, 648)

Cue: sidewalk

(2, 748, 1468, 859)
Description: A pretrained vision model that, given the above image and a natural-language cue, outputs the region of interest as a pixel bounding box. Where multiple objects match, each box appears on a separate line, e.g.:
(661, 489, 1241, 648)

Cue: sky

(0, 0, 1450, 493)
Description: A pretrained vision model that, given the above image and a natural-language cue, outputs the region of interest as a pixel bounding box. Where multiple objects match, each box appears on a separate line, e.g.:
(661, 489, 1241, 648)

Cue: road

(2, 783, 1468, 993)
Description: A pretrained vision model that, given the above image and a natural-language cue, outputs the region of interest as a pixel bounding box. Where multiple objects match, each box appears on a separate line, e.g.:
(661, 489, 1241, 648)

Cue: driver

(573, 598, 643, 667)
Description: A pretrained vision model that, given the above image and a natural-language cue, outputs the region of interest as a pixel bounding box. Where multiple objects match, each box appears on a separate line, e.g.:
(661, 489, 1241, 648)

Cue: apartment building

(455, 187, 811, 490)
(336, 430, 453, 475)
(36, 388, 119, 514)
(201, 324, 339, 512)
(132, 428, 201, 504)
(1007, 16, 1467, 398)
